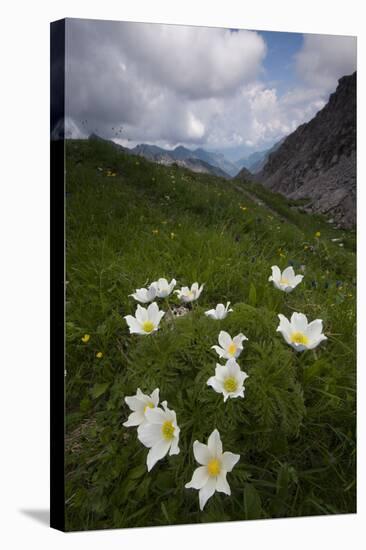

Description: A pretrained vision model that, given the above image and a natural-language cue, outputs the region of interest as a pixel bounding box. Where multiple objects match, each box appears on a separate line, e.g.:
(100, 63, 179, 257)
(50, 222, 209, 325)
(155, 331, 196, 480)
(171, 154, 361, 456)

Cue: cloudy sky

(65, 18, 356, 159)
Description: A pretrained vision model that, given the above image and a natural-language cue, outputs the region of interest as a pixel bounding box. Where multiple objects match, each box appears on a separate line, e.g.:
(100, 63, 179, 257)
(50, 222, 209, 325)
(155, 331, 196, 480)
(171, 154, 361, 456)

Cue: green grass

(65, 138, 356, 530)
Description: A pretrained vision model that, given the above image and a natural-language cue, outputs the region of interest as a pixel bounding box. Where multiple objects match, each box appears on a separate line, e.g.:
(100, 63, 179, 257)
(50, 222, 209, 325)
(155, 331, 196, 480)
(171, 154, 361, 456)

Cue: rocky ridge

(258, 72, 356, 228)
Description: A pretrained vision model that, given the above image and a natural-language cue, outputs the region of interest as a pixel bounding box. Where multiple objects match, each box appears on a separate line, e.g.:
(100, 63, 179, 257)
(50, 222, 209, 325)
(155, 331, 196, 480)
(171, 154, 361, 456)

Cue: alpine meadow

(53, 19, 357, 533)
(64, 136, 356, 530)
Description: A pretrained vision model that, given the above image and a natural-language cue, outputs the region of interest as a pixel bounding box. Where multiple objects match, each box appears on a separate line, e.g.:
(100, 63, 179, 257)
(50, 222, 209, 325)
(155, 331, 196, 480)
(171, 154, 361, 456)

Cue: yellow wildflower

(96, 352, 103, 359)
(315, 231, 321, 238)
(81, 334, 90, 343)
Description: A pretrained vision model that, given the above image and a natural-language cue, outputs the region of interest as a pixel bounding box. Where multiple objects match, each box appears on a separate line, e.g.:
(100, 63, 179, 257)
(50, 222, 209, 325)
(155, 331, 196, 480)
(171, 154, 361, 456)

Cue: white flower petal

(137, 423, 162, 448)
(135, 305, 148, 323)
(124, 315, 142, 334)
(216, 304, 225, 318)
(218, 330, 232, 349)
(207, 376, 223, 393)
(150, 388, 160, 406)
(147, 439, 171, 471)
(225, 302, 233, 313)
(207, 429, 222, 457)
(216, 471, 231, 495)
(147, 302, 159, 323)
(277, 314, 292, 343)
(199, 477, 217, 510)
(185, 466, 210, 489)
(291, 312, 308, 332)
(169, 436, 180, 456)
(221, 451, 240, 472)
(293, 274, 304, 286)
(233, 333, 247, 346)
(238, 370, 249, 385)
(196, 284, 204, 298)
(156, 310, 165, 325)
(123, 410, 145, 427)
(193, 441, 211, 465)
(226, 358, 240, 377)
(145, 407, 168, 425)
(306, 319, 324, 341)
(211, 345, 226, 358)
(269, 265, 281, 282)
(282, 266, 295, 281)
(205, 309, 216, 318)
(307, 333, 328, 350)
(124, 394, 142, 411)
(215, 363, 228, 381)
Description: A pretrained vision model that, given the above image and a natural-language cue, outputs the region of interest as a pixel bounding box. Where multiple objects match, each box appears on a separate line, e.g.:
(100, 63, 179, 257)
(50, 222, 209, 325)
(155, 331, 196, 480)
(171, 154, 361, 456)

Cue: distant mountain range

(257, 72, 356, 228)
(88, 131, 292, 180)
(236, 138, 286, 174)
(131, 144, 239, 177)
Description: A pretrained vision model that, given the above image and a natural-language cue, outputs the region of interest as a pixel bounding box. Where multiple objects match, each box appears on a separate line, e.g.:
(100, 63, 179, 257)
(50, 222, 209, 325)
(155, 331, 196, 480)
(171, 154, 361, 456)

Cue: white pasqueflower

(123, 388, 160, 428)
(185, 429, 240, 511)
(137, 401, 180, 471)
(211, 330, 248, 360)
(207, 358, 248, 402)
(268, 265, 304, 293)
(175, 282, 204, 303)
(129, 284, 157, 303)
(205, 302, 233, 320)
(124, 302, 165, 335)
(151, 277, 176, 298)
(277, 312, 327, 351)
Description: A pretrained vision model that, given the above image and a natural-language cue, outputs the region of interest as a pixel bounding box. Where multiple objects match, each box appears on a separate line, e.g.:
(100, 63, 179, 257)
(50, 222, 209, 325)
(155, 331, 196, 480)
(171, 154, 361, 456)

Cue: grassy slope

(65, 139, 356, 530)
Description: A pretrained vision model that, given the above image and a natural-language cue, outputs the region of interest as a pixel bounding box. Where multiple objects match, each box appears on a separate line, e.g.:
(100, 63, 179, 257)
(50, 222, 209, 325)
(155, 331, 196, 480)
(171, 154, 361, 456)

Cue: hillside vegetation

(65, 138, 356, 530)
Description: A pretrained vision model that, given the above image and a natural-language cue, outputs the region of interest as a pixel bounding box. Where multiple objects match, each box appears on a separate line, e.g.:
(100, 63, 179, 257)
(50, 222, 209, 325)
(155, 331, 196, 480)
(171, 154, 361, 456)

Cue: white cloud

(119, 23, 267, 100)
(65, 19, 266, 146)
(295, 34, 357, 92)
(63, 20, 356, 155)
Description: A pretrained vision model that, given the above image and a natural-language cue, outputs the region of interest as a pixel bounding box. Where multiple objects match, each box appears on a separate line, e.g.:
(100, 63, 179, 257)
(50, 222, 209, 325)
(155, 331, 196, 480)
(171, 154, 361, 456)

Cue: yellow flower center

(291, 332, 309, 345)
(223, 377, 238, 393)
(207, 458, 221, 477)
(142, 320, 155, 333)
(280, 278, 289, 285)
(228, 342, 237, 356)
(161, 420, 175, 440)
(144, 402, 154, 413)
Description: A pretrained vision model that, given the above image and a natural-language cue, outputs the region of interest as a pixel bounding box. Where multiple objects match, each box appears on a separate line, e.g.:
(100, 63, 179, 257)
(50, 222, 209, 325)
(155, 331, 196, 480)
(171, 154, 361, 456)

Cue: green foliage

(64, 139, 356, 530)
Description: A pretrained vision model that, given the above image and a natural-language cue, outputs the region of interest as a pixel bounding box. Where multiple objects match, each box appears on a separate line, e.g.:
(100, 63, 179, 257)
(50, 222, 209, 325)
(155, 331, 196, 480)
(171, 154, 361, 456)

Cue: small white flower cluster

(123, 388, 180, 472)
(207, 331, 249, 402)
(125, 279, 204, 335)
(124, 388, 239, 510)
(122, 264, 328, 511)
(270, 265, 328, 351)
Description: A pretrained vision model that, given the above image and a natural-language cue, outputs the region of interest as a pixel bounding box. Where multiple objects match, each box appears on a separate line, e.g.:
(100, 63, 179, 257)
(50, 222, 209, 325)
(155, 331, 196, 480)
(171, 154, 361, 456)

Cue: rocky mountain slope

(257, 72, 356, 228)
